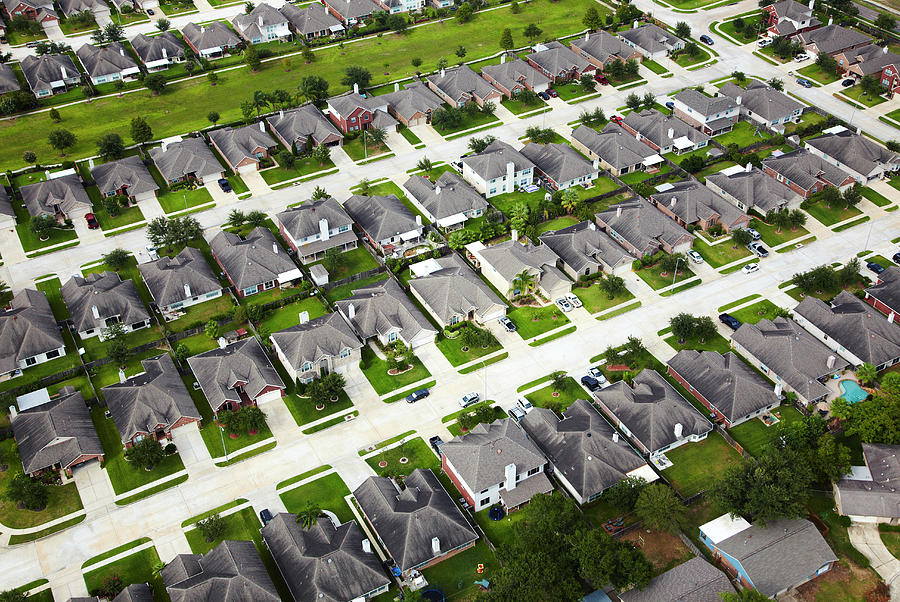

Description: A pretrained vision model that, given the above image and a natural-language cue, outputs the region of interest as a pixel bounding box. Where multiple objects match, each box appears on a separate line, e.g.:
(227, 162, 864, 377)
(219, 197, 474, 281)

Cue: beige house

(471, 239, 569, 301)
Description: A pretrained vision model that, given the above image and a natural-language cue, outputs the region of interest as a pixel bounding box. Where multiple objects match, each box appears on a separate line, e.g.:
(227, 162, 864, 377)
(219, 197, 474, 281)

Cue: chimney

(500, 54, 506, 64)
(184, 283, 191, 297)
(60, 65, 68, 79)
(258, 14, 264, 27)
(218, 336, 227, 349)
(394, 82, 400, 92)
(670, 196, 677, 207)
(889, 312, 895, 323)
(200, 25, 205, 33)
(119, 46, 125, 56)
(89, 158, 95, 170)
(415, 214, 422, 226)
(432, 537, 441, 555)
(440, 68, 445, 77)
(592, 159, 599, 170)
(272, 242, 278, 254)
(674, 423, 684, 438)
(299, 310, 309, 324)
(885, 47, 890, 54)
(775, 382, 783, 396)
(668, 127, 674, 139)
(588, 222, 596, 230)
(434, 184, 441, 195)
(736, 95, 742, 105)
(506, 160, 515, 186)
(353, 82, 359, 94)
(8, 406, 16, 420)
(505, 462, 517, 490)
(118, 368, 127, 383)
(585, 31, 589, 41)
(856, 127, 861, 134)
(348, 303, 355, 320)
(633, 20, 638, 29)
(161, 140, 168, 152)
(635, 131, 641, 141)
(612, 432, 619, 442)
(362, 539, 372, 553)
(511, 229, 518, 242)
(827, 355, 836, 369)
(745, 162, 752, 172)
(279, 109, 284, 118)
(162, 47, 168, 59)
(259, 121, 265, 133)
(91, 306, 100, 320)
(808, 0, 814, 8)
(319, 218, 330, 241)
(616, 206, 622, 217)
(828, 16, 833, 25)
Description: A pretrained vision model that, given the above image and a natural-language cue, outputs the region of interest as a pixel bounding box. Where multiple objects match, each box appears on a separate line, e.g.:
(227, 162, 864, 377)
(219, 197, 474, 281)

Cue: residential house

(279, 2, 343, 40)
(705, 164, 801, 215)
(667, 350, 780, 428)
(138, 246, 223, 319)
(426, 64, 503, 108)
(619, 557, 734, 602)
(730, 317, 847, 405)
(353, 469, 478, 577)
(520, 399, 657, 505)
(525, 40, 594, 82)
(571, 123, 664, 177)
(794, 291, 900, 370)
(208, 123, 278, 173)
(61, 271, 151, 340)
(407, 254, 506, 327)
(763, 0, 820, 37)
(4, 0, 57, 22)
(539, 220, 632, 278)
(618, 24, 684, 60)
(799, 24, 871, 56)
(57, 0, 108, 18)
(275, 197, 357, 263)
(270, 311, 362, 383)
(570, 30, 642, 70)
(335, 278, 436, 349)
(594, 369, 713, 458)
(0, 63, 19, 95)
(111, 584, 153, 602)
(266, 104, 343, 152)
(0, 186, 16, 230)
(188, 337, 286, 414)
(343, 194, 423, 253)
(480, 57, 550, 98)
(181, 22, 242, 59)
(649, 180, 750, 232)
(838, 44, 900, 95)
(20, 173, 91, 221)
(595, 197, 695, 256)
(805, 126, 900, 184)
(232, 2, 291, 43)
(519, 142, 600, 190)
(321, 0, 380, 26)
(101, 353, 200, 448)
(210, 227, 301, 297)
(762, 148, 856, 198)
(834, 443, 900, 522)
(403, 171, 488, 230)
(460, 139, 534, 198)
(90, 155, 159, 203)
(0, 290, 65, 379)
(620, 109, 711, 155)
(20, 54, 80, 97)
(76, 42, 140, 85)
(261, 514, 390, 602)
(325, 89, 397, 134)
(131, 32, 186, 71)
(162, 540, 279, 602)
(865, 266, 900, 321)
(472, 238, 569, 300)
(11, 387, 103, 476)
(149, 137, 224, 186)
(380, 81, 444, 127)
(671, 89, 739, 136)
(719, 81, 804, 131)
(372, 0, 423, 14)
(698, 514, 836, 597)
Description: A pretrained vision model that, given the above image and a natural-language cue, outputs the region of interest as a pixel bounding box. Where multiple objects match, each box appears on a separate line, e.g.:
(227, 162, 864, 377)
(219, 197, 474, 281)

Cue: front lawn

(572, 283, 634, 314)
(718, 16, 761, 43)
(803, 199, 862, 227)
(752, 219, 810, 247)
(714, 120, 769, 148)
(642, 59, 669, 75)
(661, 431, 743, 497)
(433, 110, 501, 136)
(673, 46, 711, 68)
(256, 295, 328, 333)
(797, 63, 842, 85)
(729, 299, 783, 324)
(500, 95, 548, 115)
(435, 325, 503, 367)
(260, 155, 336, 185)
(342, 135, 391, 162)
(860, 187, 892, 207)
(359, 345, 432, 395)
(524, 376, 585, 411)
(552, 82, 599, 102)
(308, 246, 379, 281)
(14, 196, 78, 253)
(507, 305, 570, 340)
(692, 236, 751, 268)
(634, 263, 695, 290)
(365, 436, 439, 477)
(398, 124, 423, 146)
(280, 472, 353, 524)
(840, 84, 887, 107)
(156, 186, 214, 214)
(92, 202, 145, 231)
(83, 546, 166, 602)
(727, 406, 804, 457)
(663, 331, 732, 354)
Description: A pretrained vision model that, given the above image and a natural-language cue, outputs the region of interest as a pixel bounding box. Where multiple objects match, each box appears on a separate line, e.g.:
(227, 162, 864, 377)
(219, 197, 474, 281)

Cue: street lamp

(219, 424, 228, 462)
(672, 256, 682, 289)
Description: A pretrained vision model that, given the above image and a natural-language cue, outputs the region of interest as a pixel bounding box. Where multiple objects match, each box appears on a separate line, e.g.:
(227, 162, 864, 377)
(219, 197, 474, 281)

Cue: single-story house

(162, 540, 279, 601)
(279, 2, 343, 40)
(480, 57, 550, 98)
(275, 197, 357, 264)
(90, 155, 160, 203)
(618, 557, 734, 602)
(460, 139, 534, 198)
(472, 238, 569, 301)
(805, 126, 900, 184)
(149, 137, 224, 186)
(0, 63, 20, 95)
(20, 54, 80, 97)
(208, 123, 278, 173)
(402, 171, 488, 230)
(20, 173, 91, 222)
(61, 271, 151, 341)
(618, 24, 684, 60)
(519, 142, 599, 191)
(865, 266, 900, 321)
(342, 194, 423, 253)
(570, 30, 642, 70)
(426, 64, 503, 108)
(266, 104, 343, 153)
(571, 122, 663, 177)
(671, 89, 738, 136)
(834, 443, 900, 523)
(380, 81, 444, 127)
(799, 23, 871, 57)
(620, 109, 710, 155)
(138, 246, 224, 320)
(649, 180, 750, 233)
(181, 21, 242, 59)
(595, 197, 695, 256)
(762, 148, 856, 198)
(705, 164, 801, 214)
(539, 220, 632, 278)
(0, 289, 66, 379)
(76, 42, 140, 86)
(57, 0, 107, 18)
(130, 32, 185, 71)
(407, 254, 506, 327)
(270, 311, 362, 384)
(210, 227, 302, 298)
(232, 2, 291, 44)
(525, 40, 594, 82)
(719, 81, 804, 131)
(335, 277, 436, 349)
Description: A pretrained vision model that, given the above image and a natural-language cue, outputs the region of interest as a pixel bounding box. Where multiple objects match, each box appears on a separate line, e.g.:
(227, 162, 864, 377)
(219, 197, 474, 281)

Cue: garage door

(256, 389, 284, 404)
(237, 163, 257, 175)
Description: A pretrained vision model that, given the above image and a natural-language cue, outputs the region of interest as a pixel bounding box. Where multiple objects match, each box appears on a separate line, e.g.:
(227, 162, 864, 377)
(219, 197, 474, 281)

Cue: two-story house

(232, 2, 291, 43)
(525, 40, 594, 82)
(210, 227, 302, 297)
(672, 89, 739, 136)
(649, 180, 750, 232)
(0, 290, 66, 380)
(325, 88, 397, 134)
(270, 311, 362, 383)
(719, 81, 804, 132)
(276, 197, 357, 264)
(403, 171, 488, 230)
(460, 139, 534, 198)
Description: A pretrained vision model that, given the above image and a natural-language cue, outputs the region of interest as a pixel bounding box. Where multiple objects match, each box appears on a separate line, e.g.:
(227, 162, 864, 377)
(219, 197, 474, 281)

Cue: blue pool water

(839, 380, 868, 403)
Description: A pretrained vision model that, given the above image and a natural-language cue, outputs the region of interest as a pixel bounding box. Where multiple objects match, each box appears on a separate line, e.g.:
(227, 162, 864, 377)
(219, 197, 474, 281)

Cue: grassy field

(727, 406, 804, 457)
(507, 305, 570, 340)
(279, 472, 353, 524)
(359, 345, 432, 395)
(534, 215, 579, 236)
(662, 432, 743, 497)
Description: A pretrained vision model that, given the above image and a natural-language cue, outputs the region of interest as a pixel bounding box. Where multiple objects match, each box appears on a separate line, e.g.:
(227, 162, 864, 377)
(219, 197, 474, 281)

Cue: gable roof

(402, 171, 487, 221)
(0, 185, 14, 221)
(276, 197, 353, 241)
(208, 124, 277, 169)
(596, 197, 693, 253)
(0, 289, 64, 375)
(673, 89, 736, 116)
(279, 2, 342, 36)
(335, 277, 436, 344)
(408, 254, 505, 323)
(619, 24, 683, 54)
(0, 63, 19, 94)
(324, 0, 378, 21)
(426, 64, 499, 105)
(866, 266, 900, 313)
(539, 220, 630, 274)
(210, 227, 298, 291)
(353, 469, 478, 572)
(90, 155, 159, 197)
(836, 443, 900, 519)
(343, 194, 420, 241)
(266, 104, 342, 148)
(76, 42, 137, 78)
(61, 271, 150, 334)
(21, 173, 91, 218)
(762, 148, 853, 190)
(720, 80, 803, 122)
(476, 239, 567, 294)
(649, 180, 747, 229)
(519, 142, 596, 184)
(526, 40, 591, 75)
(232, 2, 288, 40)
(56, 0, 105, 16)
(21, 54, 79, 93)
(622, 109, 710, 149)
(770, 0, 814, 20)
(619, 557, 733, 602)
(461, 139, 535, 181)
(799, 24, 871, 54)
(480, 58, 550, 92)
(705, 165, 798, 213)
(131, 32, 186, 64)
(270, 312, 361, 378)
(806, 128, 900, 178)
(162, 540, 279, 602)
(326, 90, 386, 119)
(187, 337, 285, 412)
(150, 137, 222, 183)
(380, 81, 444, 121)
(572, 122, 658, 171)
(571, 31, 634, 63)
(842, 43, 900, 75)
(181, 21, 241, 52)
(139, 246, 221, 308)
(112, 584, 153, 602)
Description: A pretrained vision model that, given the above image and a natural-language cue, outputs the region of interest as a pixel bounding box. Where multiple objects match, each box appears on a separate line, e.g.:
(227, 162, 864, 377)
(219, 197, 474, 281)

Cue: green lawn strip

(181, 499, 248, 528)
(713, 121, 770, 148)
(279, 472, 353, 523)
(508, 305, 570, 340)
(359, 345, 431, 395)
(276, 465, 332, 490)
(867, 254, 894, 269)
(382, 380, 437, 403)
(260, 156, 336, 185)
(596, 300, 641, 321)
(7, 514, 86, 545)
(13, 578, 50, 599)
(360, 429, 416, 455)
(257, 295, 328, 333)
(663, 331, 731, 354)
(717, 294, 761, 313)
(661, 432, 743, 497)
(774, 235, 815, 253)
(213, 441, 278, 467)
(727, 406, 804, 457)
(82, 537, 152, 568)
(803, 200, 862, 227)
(500, 96, 548, 115)
(474, 505, 528, 548)
(525, 377, 586, 411)
(156, 186, 214, 214)
(366, 436, 439, 477)
(114, 474, 189, 506)
(660, 278, 702, 297)
(797, 63, 841, 85)
(752, 220, 810, 247)
(458, 351, 508, 374)
(529, 325, 577, 347)
(572, 285, 635, 315)
(34, 277, 69, 320)
(832, 216, 870, 232)
(82, 546, 166, 601)
(323, 272, 389, 303)
(634, 263, 696, 290)
(860, 187, 892, 207)
(302, 410, 359, 434)
(692, 236, 751, 268)
(397, 124, 423, 146)
(880, 527, 900, 559)
(642, 59, 669, 74)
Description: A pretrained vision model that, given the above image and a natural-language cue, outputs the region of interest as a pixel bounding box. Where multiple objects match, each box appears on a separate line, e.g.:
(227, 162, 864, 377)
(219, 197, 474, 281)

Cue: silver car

(564, 292, 582, 308)
(555, 297, 573, 312)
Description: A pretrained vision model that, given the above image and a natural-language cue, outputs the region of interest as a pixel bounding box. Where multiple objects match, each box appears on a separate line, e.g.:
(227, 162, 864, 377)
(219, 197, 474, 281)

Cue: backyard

(359, 345, 432, 395)
(713, 121, 770, 148)
(421, 540, 500, 601)
(727, 405, 804, 457)
(507, 304, 570, 340)
(256, 295, 328, 333)
(308, 246, 379, 281)
(661, 432, 743, 497)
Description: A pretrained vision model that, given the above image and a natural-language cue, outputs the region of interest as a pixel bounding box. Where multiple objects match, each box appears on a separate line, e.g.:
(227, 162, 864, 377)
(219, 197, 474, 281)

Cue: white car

(588, 367, 609, 385)
(564, 292, 582, 308)
(516, 397, 534, 413)
(555, 297, 573, 312)
(745, 227, 761, 241)
(794, 53, 811, 62)
(687, 250, 704, 264)
(741, 263, 760, 274)
(758, 38, 772, 47)
(460, 392, 480, 408)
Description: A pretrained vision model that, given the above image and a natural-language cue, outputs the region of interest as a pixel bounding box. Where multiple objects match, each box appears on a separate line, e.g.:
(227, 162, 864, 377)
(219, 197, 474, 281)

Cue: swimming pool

(839, 380, 868, 403)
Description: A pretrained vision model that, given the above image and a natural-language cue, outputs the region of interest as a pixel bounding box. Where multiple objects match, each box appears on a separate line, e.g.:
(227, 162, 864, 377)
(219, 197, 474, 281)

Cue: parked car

(867, 261, 886, 274)
(700, 34, 714, 45)
(796, 78, 814, 88)
(406, 388, 430, 403)
(509, 406, 527, 423)
(742, 263, 760, 274)
(581, 375, 602, 392)
(594, 73, 609, 85)
(893, 252, 900, 264)
(460, 392, 480, 408)
(516, 397, 533, 413)
(85, 213, 99, 229)
(26, 41, 40, 48)
(259, 509, 273, 526)
(498, 316, 517, 332)
(758, 38, 772, 47)
(547, 88, 558, 98)
(794, 53, 811, 62)
(588, 367, 608, 385)
(147, 8, 154, 14)
(451, 160, 463, 171)
(564, 292, 582, 308)
(687, 250, 704, 264)
(842, 78, 856, 87)
(429, 435, 444, 455)
(555, 297, 573, 312)
(748, 242, 769, 258)
(218, 178, 232, 193)
(745, 227, 761, 241)
(665, 101, 675, 110)
(538, 91, 550, 100)
(719, 313, 742, 331)
(610, 115, 624, 124)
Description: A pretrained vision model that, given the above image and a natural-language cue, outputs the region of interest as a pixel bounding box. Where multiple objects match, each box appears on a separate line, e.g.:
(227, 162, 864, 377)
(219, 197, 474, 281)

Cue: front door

(319, 358, 330, 376)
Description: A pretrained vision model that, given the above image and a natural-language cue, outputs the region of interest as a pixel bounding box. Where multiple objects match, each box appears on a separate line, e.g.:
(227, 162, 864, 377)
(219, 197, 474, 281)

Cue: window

(338, 224, 350, 233)
(25, 357, 37, 366)
(244, 285, 258, 296)
(480, 497, 490, 506)
(46, 349, 61, 359)
(351, 117, 357, 123)
(206, 291, 218, 298)
(302, 362, 313, 372)
(340, 348, 351, 358)
(450, 315, 460, 325)
(527, 466, 541, 476)
(388, 332, 398, 342)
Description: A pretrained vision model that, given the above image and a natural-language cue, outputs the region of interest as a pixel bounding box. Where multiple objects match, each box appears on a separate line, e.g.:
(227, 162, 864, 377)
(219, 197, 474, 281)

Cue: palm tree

(367, 127, 387, 149)
(550, 370, 567, 392)
(510, 269, 536, 298)
(416, 157, 434, 176)
(856, 363, 877, 386)
(227, 209, 246, 228)
(252, 90, 271, 118)
(296, 502, 322, 529)
(560, 188, 580, 214)
(598, 275, 626, 300)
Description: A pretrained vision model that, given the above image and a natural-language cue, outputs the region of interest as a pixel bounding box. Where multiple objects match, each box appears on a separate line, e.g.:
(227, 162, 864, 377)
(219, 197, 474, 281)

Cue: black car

(867, 261, 886, 274)
(538, 91, 550, 100)
(406, 388, 430, 403)
(259, 508, 273, 526)
(581, 375, 601, 392)
(893, 252, 900, 264)
(699, 34, 714, 45)
(218, 178, 232, 193)
(719, 313, 742, 331)
(842, 78, 855, 87)
(429, 435, 444, 455)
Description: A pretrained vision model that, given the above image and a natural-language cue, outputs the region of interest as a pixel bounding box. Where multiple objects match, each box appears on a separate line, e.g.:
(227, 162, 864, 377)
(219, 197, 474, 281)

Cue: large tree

(341, 65, 372, 90)
(583, 6, 603, 30)
(144, 73, 167, 95)
(197, 513, 227, 542)
(6, 474, 48, 511)
(130, 116, 153, 146)
(126, 438, 165, 470)
(499, 28, 514, 52)
(299, 75, 329, 106)
(96, 132, 125, 161)
(48, 129, 77, 155)
(635, 483, 688, 534)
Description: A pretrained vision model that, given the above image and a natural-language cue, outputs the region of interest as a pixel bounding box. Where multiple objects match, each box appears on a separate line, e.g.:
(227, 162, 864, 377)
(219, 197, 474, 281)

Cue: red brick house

(325, 89, 396, 134)
(761, 149, 856, 199)
(865, 267, 900, 322)
(763, 0, 819, 38)
(4, 0, 58, 22)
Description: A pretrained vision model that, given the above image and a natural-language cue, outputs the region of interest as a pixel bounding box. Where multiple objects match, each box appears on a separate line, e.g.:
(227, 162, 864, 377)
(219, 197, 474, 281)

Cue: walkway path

(849, 523, 900, 600)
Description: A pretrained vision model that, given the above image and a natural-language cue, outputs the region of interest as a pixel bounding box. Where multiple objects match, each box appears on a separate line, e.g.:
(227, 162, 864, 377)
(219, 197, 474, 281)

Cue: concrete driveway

(240, 169, 271, 197)
(72, 461, 113, 512)
(42, 21, 64, 40)
(170, 422, 211, 468)
(848, 523, 900, 597)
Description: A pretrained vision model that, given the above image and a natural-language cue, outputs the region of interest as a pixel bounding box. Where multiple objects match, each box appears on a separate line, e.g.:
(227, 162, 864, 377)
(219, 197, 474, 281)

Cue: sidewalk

(848, 523, 900, 599)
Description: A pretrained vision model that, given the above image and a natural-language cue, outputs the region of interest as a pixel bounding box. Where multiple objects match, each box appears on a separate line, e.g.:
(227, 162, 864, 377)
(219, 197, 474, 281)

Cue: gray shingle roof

(325, 0, 378, 21)
(139, 246, 221, 308)
(150, 137, 222, 183)
(842, 44, 900, 75)
(187, 337, 284, 412)
(571, 31, 634, 63)
(208, 124, 277, 170)
(131, 32, 185, 65)
(13, 388, 102, 474)
(76, 42, 137, 78)
(762, 148, 853, 191)
(232, 2, 287, 40)
(380, 81, 444, 122)
(594, 369, 712, 454)
(673, 89, 736, 117)
(806, 128, 900, 179)
(649, 180, 748, 230)
(262, 514, 390, 602)
(426, 64, 499, 105)
(326, 91, 390, 123)
(770, 0, 813, 20)
(480, 58, 550, 93)
(181, 21, 241, 53)
(720, 81, 803, 123)
(526, 40, 591, 76)
(335, 277, 436, 344)
(619, 557, 733, 602)
(836, 443, 900, 518)
(353, 469, 478, 572)
(57, 0, 105, 16)
(61, 271, 150, 334)
(343, 194, 420, 242)
(279, 2, 341, 36)
(622, 109, 710, 150)
(210, 227, 298, 291)
(572, 122, 658, 171)
(866, 266, 900, 314)
(618, 24, 683, 55)
(476, 239, 566, 295)
(519, 142, 596, 185)
(705, 165, 798, 214)
(276, 197, 353, 243)
(799, 24, 871, 54)
(408, 254, 505, 324)
(90, 155, 159, 197)
(461, 139, 535, 181)
(112, 584, 153, 602)
(162, 540, 279, 602)
(0, 63, 20, 94)
(539, 220, 629, 274)
(596, 197, 693, 254)
(270, 312, 361, 378)
(266, 104, 342, 149)
(0, 185, 14, 220)
(21, 173, 91, 219)
(0, 289, 64, 376)
(402, 171, 487, 221)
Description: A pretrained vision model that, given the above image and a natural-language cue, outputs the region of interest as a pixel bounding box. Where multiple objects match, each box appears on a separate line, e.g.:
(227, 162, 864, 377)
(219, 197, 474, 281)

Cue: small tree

(96, 132, 125, 161)
(155, 18, 170, 31)
(205, 319, 220, 340)
(579, 73, 596, 92)
(244, 45, 261, 71)
(411, 57, 423, 71)
(583, 6, 603, 30)
(625, 92, 642, 111)
(876, 13, 897, 30)
(103, 248, 130, 271)
(207, 111, 220, 126)
(311, 185, 329, 200)
(6, 474, 48, 511)
(197, 513, 227, 542)
(767, 77, 784, 91)
(48, 107, 61, 123)
(207, 71, 219, 86)
(107, 338, 130, 368)
(22, 151, 36, 164)
(694, 316, 717, 343)
(857, 362, 877, 386)
(456, 2, 473, 22)
(500, 28, 514, 53)
(550, 370, 567, 392)
(144, 73, 167, 95)
(48, 129, 77, 155)
(322, 247, 342, 272)
(126, 437, 165, 471)
(30, 215, 54, 241)
(130, 116, 153, 146)
(731, 228, 753, 248)
(102, 195, 121, 217)
(674, 21, 691, 38)
(367, 126, 387, 149)
(174, 342, 189, 363)
(244, 406, 267, 433)
(277, 149, 295, 169)
(302, 45, 315, 63)
(297, 502, 322, 529)
(635, 483, 688, 534)
(0, 589, 27, 602)
(598, 275, 626, 300)
(341, 65, 372, 89)
(523, 23, 543, 44)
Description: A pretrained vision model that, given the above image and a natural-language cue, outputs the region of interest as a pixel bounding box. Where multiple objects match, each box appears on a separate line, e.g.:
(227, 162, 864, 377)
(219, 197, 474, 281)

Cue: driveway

(72, 461, 114, 512)
(240, 169, 271, 197)
(170, 422, 212, 470)
(848, 523, 900, 597)
(42, 21, 64, 41)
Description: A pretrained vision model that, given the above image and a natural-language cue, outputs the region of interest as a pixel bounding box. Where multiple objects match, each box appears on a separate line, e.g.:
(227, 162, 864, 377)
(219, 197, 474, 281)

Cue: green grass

(213, 441, 278, 466)
(309, 246, 379, 281)
(634, 263, 696, 290)
(433, 109, 501, 136)
(261, 155, 336, 185)
(642, 59, 669, 74)
(784, 111, 827, 135)
(693, 236, 751, 268)
(164, 294, 235, 333)
(156, 186, 214, 214)
(279, 472, 353, 524)
(8, 514, 85, 545)
(92, 202, 145, 231)
(382, 380, 437, 403)
(619, 164, 672, 185)
(323, 272, 390, 303)
(517, 372, 557, 392)
(500, 95, 549, 115)
(727, 406, 804, 457)
(880, 527, 900, 559)
(860, 187, 892, 207)
(79, 326, 163, 363)
(82, 537, 152, 568)
(181, 499, 247, 527)
(797, 63, 842, 85)
(729, 299, 783, 324)
(398, 124, 423, 146)
(713, 120, 769, 148)
(660, 279, 703, 297)
(673, 46, 712, 68)
(435, 326, 503, 367)
(664, 331, 731, 354)
(529, 325, 576, 346)
(83, 546, 167, 602)
(360, 430, 416, 455)
(184, 507, 259, 555)
(474, 506, 528, 548)
(525, 377, 585, 411)
(661, 431, 743, 497)
(839, 85, 887, 107)
(507, 305, 570, 340)
(257, 295, 328, 333)
(553, 82, 598, 102)
(808, 492, 871, 568)
(597, 300, 641, 320)
(832, 216, 870, 232)
(572, 284, 635, 315)
(716, 15, 761, 43)
(752, 219, 810, 247)
(14, 197, 79, 253)
(34, 276, 68, 319)
(718, 294, 761, 313)
(276, 465, 331, 490)
(302, 411, 358, 434)
(534, 215, 579, 236)
(421, 540, 499, 601)
(359, 345, 432, 395)
(803, 200, 862, 227)
(366, 436, 439, 477)
(458, 352, 508, 374)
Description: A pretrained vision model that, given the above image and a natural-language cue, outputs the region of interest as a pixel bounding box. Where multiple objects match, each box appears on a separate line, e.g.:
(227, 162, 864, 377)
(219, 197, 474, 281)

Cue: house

(839, 45, 900, 95)
(57, 0, 107, 18)
(619, 557, 734, 602)
(208, 123, 277, 173)
(266, 104, 343, 153)
(11, 387, 102, 477)
(321, 0, 380, 26)
(618, 24, 684, 60)
(620, 109, 711, 155)
(335, 278, 436, 349)
(270, 311, 362, 383)
(426, 64, 503, 108)
(719, 81, 804, 131)
(460, 139, 534, 198)
(403, 171, 487, 230)
(342, 194, 423, 253)
(90, 155, 159, 203)
(519, 142, 600, 190)
(0, 63, 19, 95)
(20, 54, 80, 97)
(799, 24, 871, 56)
(570, 30, 642, 70)
(138, 247, 223, 320)
(0, 186, 16, 230)
(325, 89, 397, 134)
(150, 137, 224, 186)
(805, 126, 900, 184)
(232, 2, 291, 43)
(671, 89, 738, 136)
(181, 22, 242, 59)
(480, 57, 550, 98)
(61, 272, 151, 341)
(594, 197, 695, 256)
(276, 197, 357, 264)
(372, 0, 423, 14)
(593, 369, 713, 458)
(762, 148, 856, 198)
(520, 399, 657, 505)
(407, 254, 506, 327)
(380, 81, 444, 127)
(76, 42, 140, 85)
(834, 443, 900, 522)
(865, 266, 900, 321)
(131, 32, 185, 71)
(730, 317, 847, 405)
(763, 0, 820, 37)
(20, 173, 91, 221)
(705, 164, 801, 214)
(525, 40, 594, 82)
(539, 220, 632, 278)
(101, 353, 201, 448)
(210, 228, 302, 298)
(353, 469, 478, 576)
(649, 180, 750, 233)
(279, 2, 343, 40)
(111, 584, 153, 602)
(261, 514, 390, 602)
(162, 540, 279, 602)
(0, 290, 65, 380)
(698, 514, 836, 597)
(187, 337, 286, 414)
(4, 0, 57, 22)
(571, 123, 664, 177)
(794, 291, 900, 370)
(667, 350, 780, 428)
(472, 238, 569, 301)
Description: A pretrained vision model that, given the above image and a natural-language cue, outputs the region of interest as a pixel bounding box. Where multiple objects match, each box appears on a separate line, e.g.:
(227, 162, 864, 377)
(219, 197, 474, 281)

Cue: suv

(564, 292, 582, 309)
(498, 316, 517, 332)
(687, 250, 704, 264)
(893, 252, 900, 264)
(796, 78, 813, 88)
(516, 397, 533, 413)
(748, 241, 769, 258)
(581, 375, 601, 392)
(555, 297, 573, 312)
(460, 392, 480, 408)
(867, 261, 886, 274)
(509, 406, 526, 423)
(745, 227, 761, 241)
(218, 178, 232, 193)
(699, 34, 714, 45)
(588, 367, 608, 385)
(429, 435, 444, 455)
(259, 509, 273, 526)
(719, 313, 742, 331)
(406, 388, 430, 403)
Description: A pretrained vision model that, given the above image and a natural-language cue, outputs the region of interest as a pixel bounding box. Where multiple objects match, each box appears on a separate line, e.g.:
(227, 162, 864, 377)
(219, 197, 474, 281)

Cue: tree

(103, 248, 130, 271)
(601, 476, 646, 511)
(731, 227, 753, 248)
(197, 513, 227, 542)
(297, 502, 322, 529)
(299, 75, 329, 106)
(560, 188, 580, 214)
(815, 51, 838, 74)
(525, 126, 555, 144)
(277, 149, 295, 169)
(311, 143, 330, 166)
(416, 157, 434, 175)
(625, 92, 642, 111)
(468, 134, 496, 153)
(641, 92, 655, 110)
(857, 362, 877, 386)
(680, 153, 705, 173)
(246, 210, 266, 228)
(511, 269, 536, 296)
(721, 589, 774, 602)
(207, 111, 220, 126)
(144, 73, 167, 94)
(550, 370, 567, 392)
(523, 23, 543, 44)
(635, 483, 687, 534)
(103, 22, 125, 43)
(125, 437, 165, 471)
(675, 21, 691, 38)
(312, 185, 329, 200)
(500, 28, 514, 53)
(130, 116, 153, 146)
(6, 474, 48, 511)
(411, 56, 422, 71)
(48, 129, 77, 155)
(155, 17, 170, 31)
(788, 209, 806, 230)
(251, 89, 271, 118)
(571, 528, 653, 591)
(48, 107, 61, 123)
(244, 44, 261, 71)
(455, 44, 467, 63)
(366, 126, 387, 149)
(598, 275, 626, 300)
(341, 65, 371, 89)
(456, 2, 473, 22)
(91, 28, 107, 45)
(767, 77, 784, 91)
(102, 195, 121, 217)
(30, 215, 54, 241)
(695, 316, 717, 343)
(244, 406, 267, 432)
(843, 184, 862, 209)
(207, 71, 219, 86)
(583, 6, 603, 30)
(322, 247, 342, 272)
(437, 57, 449, 70)
(205, 319, 220, 340)
(0, 590, 27, 602)
(107, 334, 130, 368)
(579, 72, 596, 92)
(96, 132, 125, 161)
(669, 312, 696, 344)
(182, 60, 196, 77)
(683, 41, 700, 57)
(227, 209, 246, 228)
(22, 151, 36, 164)
(302, 45, 315, 63)
(731, 70, 747, 84)
(876, 13, 897, 30)
(387, 13, 408, 32)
